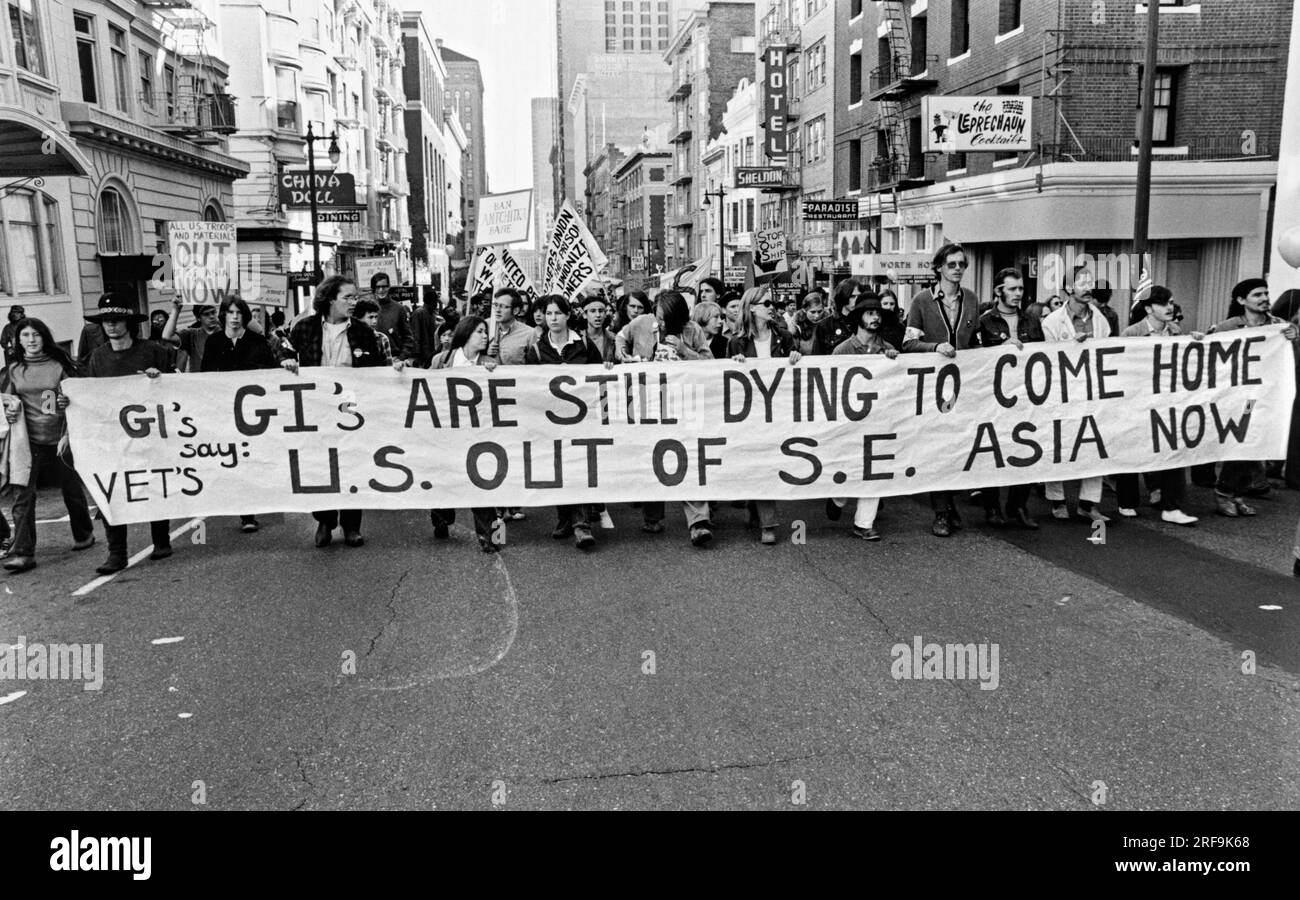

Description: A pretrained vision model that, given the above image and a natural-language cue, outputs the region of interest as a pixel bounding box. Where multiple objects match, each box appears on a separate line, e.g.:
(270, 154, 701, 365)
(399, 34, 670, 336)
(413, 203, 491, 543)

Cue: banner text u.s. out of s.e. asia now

(62, 329, 1295, 524)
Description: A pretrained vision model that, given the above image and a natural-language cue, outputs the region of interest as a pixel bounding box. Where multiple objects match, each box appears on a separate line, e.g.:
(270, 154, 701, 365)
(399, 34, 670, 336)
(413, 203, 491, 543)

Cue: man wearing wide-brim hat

(79, 292, 177, 574)
(825, 291, 899, 541)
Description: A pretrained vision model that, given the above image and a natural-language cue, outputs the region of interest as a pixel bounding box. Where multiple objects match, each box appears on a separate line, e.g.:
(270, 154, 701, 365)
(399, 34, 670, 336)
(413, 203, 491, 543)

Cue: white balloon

(1279, 227, 1300, 268)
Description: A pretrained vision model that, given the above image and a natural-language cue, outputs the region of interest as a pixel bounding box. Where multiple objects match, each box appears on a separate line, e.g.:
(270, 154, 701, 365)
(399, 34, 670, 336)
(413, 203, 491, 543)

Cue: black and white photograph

(0, 0, 1296, 878)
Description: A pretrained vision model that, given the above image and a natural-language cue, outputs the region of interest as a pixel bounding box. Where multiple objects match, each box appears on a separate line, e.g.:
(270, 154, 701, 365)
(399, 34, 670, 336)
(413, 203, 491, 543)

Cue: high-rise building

(531, 97, 559, 252)
(832, 0, 1289, 329)
(611, 149, 674, 286)
(439, 42, 487, 256)
(402, 9, 453, 295)
(555, 0, 683, 210)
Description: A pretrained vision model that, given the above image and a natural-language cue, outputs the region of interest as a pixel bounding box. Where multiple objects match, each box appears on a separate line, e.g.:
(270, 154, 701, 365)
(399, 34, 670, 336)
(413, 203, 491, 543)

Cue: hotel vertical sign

(763, 47, 788, 162)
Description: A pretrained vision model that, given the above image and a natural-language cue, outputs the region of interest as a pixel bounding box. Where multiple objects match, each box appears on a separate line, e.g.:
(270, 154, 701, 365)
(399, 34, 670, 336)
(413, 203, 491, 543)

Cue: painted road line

(71, 518, 204, 598)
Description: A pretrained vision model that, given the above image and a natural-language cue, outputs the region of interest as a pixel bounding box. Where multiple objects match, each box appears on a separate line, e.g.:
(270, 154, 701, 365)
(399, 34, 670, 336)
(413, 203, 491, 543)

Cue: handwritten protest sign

(475, 189, 533, 246)
(64, 330, 1294, 524)
(542, 200, 607, 298)
(493, 247, 538, 306)
(467, 245, 498, 296)
(754, 227, 788, 281)
(355, 256, 397, 290)
(165, 222, 238, 305)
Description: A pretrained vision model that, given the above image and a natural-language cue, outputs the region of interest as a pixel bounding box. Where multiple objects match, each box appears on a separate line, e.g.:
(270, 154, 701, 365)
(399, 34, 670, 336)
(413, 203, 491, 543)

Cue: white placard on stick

(475, 189, 533, 246)
(166, 221, 238, 305)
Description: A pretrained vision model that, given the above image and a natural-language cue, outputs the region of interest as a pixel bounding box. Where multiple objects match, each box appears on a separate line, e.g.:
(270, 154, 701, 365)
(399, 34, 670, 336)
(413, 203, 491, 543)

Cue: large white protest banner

(164, 222, 238, 305)
(475, 189, 533, 246)
(493, 246, 538, 306)
(467, 245, 498, 296)
(542, 200, 607, 298)
(64, 329, 1294, 524)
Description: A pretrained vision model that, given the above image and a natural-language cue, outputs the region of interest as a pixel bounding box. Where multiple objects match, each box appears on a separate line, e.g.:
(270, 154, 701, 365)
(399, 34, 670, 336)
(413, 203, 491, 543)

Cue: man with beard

(825, 293, 899, 540)
(1041, 271, 1112, 524)
(974, 269, 1043, 528)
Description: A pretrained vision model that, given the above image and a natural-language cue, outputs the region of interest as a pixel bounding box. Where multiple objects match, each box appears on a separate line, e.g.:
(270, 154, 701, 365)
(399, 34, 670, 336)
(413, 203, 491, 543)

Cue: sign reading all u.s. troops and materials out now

(165, 221, 238, 305)
(922, 96, 1033, 153)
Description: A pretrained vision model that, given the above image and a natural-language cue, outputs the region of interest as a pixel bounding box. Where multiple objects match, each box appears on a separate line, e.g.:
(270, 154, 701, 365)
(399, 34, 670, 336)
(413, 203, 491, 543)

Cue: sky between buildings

(412, 0, 558, 200)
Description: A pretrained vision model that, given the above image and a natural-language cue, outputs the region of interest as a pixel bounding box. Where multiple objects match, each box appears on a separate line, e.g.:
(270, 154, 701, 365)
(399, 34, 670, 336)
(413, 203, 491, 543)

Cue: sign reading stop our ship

(278, 171, 358, 209)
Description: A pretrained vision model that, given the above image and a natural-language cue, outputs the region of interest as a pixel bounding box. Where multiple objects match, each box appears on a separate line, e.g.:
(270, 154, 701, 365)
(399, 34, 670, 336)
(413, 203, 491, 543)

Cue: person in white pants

(1040, 272, 1112, 524)
(826, 294, 898, 541)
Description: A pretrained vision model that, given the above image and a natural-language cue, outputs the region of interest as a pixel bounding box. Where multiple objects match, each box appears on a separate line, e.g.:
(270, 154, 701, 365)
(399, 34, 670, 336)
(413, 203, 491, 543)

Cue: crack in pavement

(365, 566, 412, 659)
(538, 748, 849, 785)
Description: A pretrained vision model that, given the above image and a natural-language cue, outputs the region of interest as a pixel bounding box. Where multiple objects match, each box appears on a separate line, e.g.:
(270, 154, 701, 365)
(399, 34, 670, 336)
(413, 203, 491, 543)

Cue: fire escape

(143, 3, 237, 147)
(866, 0, 936, 192)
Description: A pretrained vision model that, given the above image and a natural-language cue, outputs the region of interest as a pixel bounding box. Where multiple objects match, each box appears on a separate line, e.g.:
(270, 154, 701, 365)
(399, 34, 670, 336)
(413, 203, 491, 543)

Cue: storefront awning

(0, 105, 91, 178)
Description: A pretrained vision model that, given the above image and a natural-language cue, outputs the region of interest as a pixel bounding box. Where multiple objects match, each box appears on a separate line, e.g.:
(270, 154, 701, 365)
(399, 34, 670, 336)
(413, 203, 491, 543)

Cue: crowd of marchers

(2, 243, 1300, 578)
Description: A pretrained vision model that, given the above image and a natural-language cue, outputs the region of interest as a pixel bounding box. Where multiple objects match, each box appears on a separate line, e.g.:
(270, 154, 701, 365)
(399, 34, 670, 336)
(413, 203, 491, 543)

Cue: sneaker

(851, 526, 881, 541)
(1234, 498, 1258, 517)
(241, 517, 259, 534)
(931, 513, 951, 537)
(760, 527, 777, 545)
(508, 509, 527, 521)
(1214, 493, 1239, 517)
(343, 531, 365, 547)
(598, 511, 615, 530)
(1116, 507, 1139, 518)
(2, 556, 35, 573)
(72, 536, 96, 551)
(1148, 489, 1162, 507)
(689, 524, 713, 547)
(1051, 502, 1069, 520)
(641, 520, 664, 534)
(150, 544, 173, 560)
(574, 525, 596, 550)
(1077, 507, 1111, 525)
(1161, 509, 1198, 527)
(824, 498, 843, 521)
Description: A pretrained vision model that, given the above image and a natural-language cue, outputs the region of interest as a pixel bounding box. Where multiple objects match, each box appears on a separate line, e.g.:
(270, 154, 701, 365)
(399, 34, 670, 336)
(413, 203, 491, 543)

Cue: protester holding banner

(1111, 287, 1201, 526)
(369, 274, 414, 363)
(974, 269, 1042, 529)
(429, 315, 504, 553)
(525, 295, 599, 551)
(903, 243, 982, 537)
(825, 293, 900, 542)
(1040, 274, 1112, 525)
(790, 291, 827, 356)
(79, 294, 176, 574)
(813, 279, 862, 355)
(200, 295, 279, 535)
(0, 318, 96, 573)
(280, 276, 386, 549)
(581, 295, 618, 366)
(724, 284, 801, 546)
(617, 291, 712, 362)
(1205, 278, 1300, 516)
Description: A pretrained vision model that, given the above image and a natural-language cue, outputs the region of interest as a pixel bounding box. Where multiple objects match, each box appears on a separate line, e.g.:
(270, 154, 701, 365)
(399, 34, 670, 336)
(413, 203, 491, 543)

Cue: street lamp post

(641, 237, 660, 275)
(702, 185, 726, 279)
(304, 121, 341, 285)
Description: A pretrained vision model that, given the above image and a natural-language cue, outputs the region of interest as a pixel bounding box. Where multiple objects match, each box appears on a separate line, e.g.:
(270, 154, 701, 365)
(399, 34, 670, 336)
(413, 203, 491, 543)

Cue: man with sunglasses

(902, 242, 981, 537)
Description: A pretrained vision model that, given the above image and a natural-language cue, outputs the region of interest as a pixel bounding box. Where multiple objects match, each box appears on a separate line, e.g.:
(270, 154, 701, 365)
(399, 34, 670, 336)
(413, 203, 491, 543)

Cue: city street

(2, 480, 1297, 811)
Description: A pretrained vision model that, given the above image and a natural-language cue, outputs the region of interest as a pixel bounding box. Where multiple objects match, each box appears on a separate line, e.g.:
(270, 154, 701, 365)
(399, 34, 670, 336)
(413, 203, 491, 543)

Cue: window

(951, 0, 969, 57)
(848, 138, 862, 191)
(74, 13, 97, 103)
(805, 116, 826, 163)
(805, 0, 825, 17)
(203, 202, 224, 222)
(948, 151, 967, 171)
(139, 51, 153, 107)
(1137, 68, 1177, 145)
(805, 41, 826, 93)
(850, 0, 863, 18)
(911, 14, 928, 73)
(109, 24, 128, 112)
(164, 64, 175, 118)
(8, 0, 46, 77)
(730, 36, 755, 53)
(999, 0, 1021, 33)
(275, 66, 299, 130)
(849, 49, 862, 105)
(97, 186, 137, 255)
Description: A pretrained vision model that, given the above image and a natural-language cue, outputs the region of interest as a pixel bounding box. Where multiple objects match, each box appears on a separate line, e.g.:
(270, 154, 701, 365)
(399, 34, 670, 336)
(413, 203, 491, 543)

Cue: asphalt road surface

(2, 479, 1298, 810)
